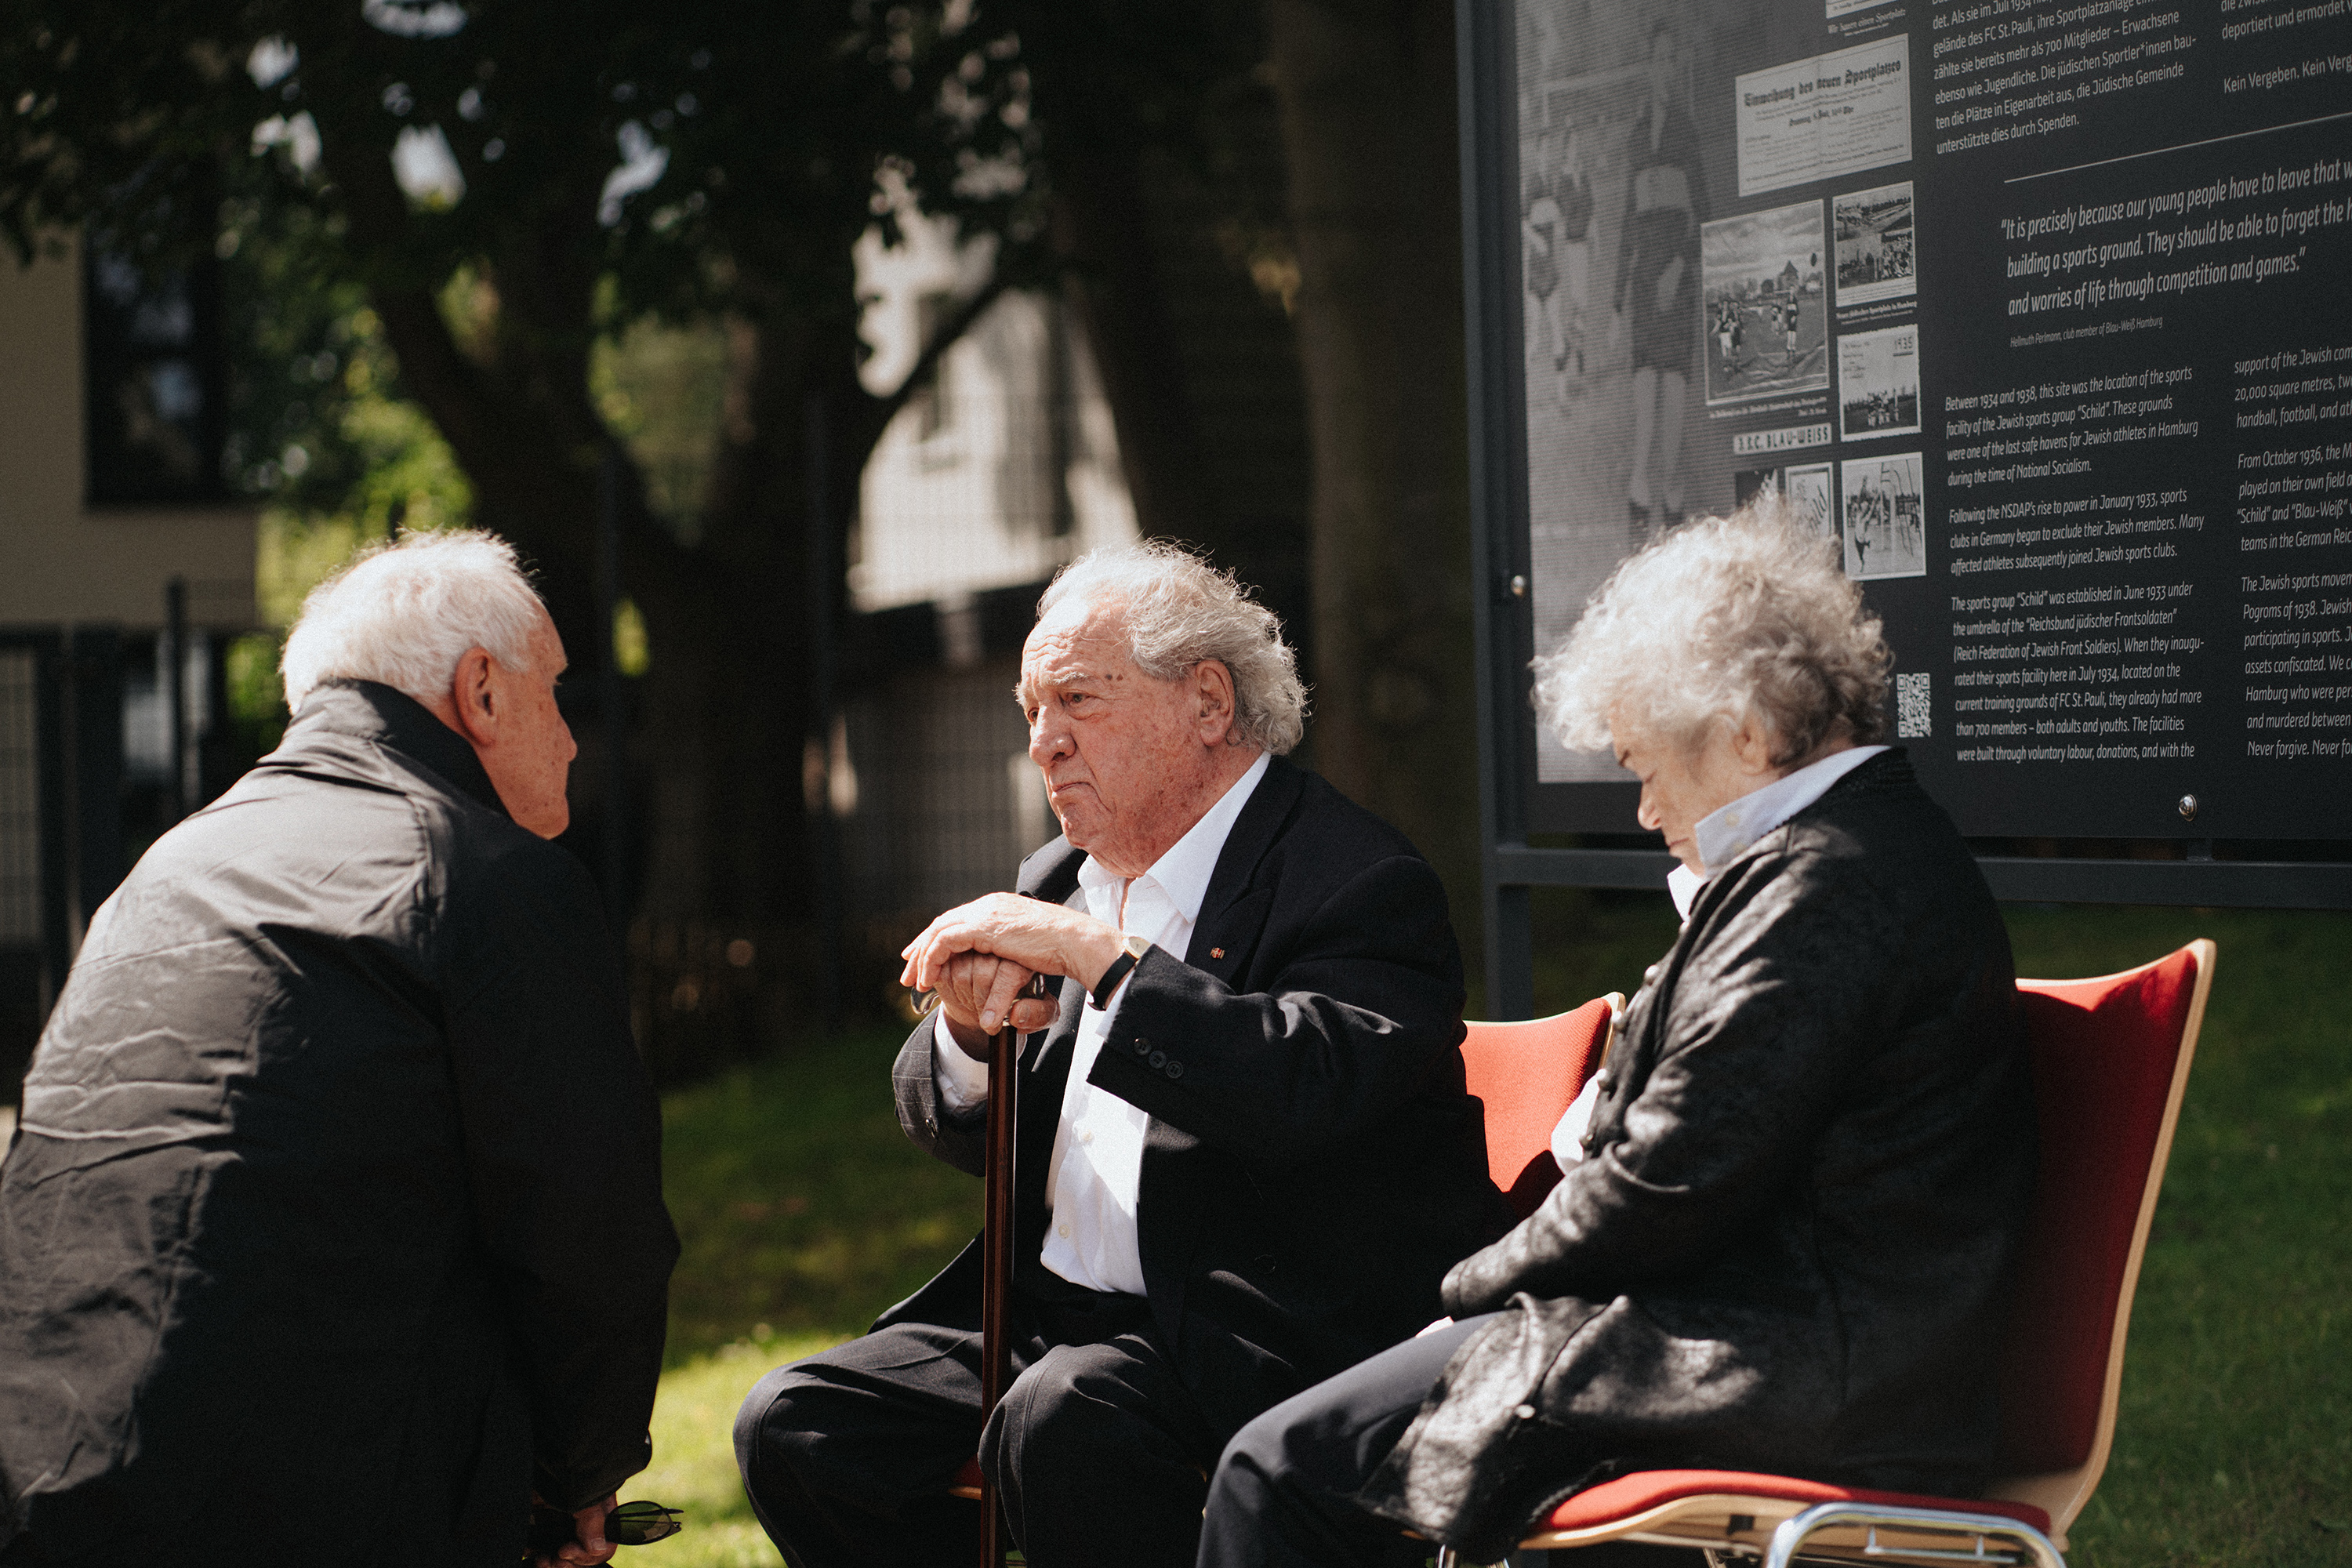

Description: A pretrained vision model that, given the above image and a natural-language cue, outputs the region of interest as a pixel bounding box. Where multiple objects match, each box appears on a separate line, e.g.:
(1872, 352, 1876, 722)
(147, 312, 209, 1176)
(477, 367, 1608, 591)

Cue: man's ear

(446, 647, 501, 748)
(1727, 710, 1779, 776)
(1192, 659, 1238, 742)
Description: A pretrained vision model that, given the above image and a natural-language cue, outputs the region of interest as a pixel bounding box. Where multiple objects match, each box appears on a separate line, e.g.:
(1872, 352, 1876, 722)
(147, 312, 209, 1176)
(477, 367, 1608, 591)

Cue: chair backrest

(1987, 939, 2215, 1543)
(1461, 996, 1621, 1219)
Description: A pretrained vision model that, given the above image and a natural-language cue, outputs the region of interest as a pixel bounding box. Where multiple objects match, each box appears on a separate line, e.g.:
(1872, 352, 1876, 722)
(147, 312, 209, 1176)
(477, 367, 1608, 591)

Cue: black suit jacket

(884, 756, 1513, 1434)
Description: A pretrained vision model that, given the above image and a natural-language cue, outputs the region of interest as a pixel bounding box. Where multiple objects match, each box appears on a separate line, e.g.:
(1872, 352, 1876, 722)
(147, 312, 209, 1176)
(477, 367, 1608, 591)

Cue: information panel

(1511, 0, 2352, 840)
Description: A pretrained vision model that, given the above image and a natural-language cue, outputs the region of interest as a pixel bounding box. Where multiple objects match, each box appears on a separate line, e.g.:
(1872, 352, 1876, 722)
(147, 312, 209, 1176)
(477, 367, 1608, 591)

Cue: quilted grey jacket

(1360, 750, 2036, 1561)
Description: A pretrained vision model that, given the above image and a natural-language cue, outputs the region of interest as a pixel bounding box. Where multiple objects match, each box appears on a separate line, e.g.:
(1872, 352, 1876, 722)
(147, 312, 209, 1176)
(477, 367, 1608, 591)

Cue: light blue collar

(1668, 745, 1888, 919)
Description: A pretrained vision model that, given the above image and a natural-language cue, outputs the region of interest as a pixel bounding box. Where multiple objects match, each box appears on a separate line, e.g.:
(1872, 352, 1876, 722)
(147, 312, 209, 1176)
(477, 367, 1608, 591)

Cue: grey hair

(1036, 540, 1308, 755)
(280, 529, 548, 712)
(1534, 496, 1890, 764)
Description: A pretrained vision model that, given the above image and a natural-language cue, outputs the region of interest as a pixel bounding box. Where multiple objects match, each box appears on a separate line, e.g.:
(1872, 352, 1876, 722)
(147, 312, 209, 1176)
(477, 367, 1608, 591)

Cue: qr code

(1896, 672, 1931, 738)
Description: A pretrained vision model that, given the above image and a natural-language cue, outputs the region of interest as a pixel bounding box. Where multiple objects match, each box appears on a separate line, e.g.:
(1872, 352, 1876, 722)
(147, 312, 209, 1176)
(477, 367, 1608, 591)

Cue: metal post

(32, 634, 71, 1014)
(805, 396, 843, 1031)
(67, 628, 125, 946)
(165, 577, 189, 825)
(596, 450, 628, 924)
(1456, 0, 1537, 1019)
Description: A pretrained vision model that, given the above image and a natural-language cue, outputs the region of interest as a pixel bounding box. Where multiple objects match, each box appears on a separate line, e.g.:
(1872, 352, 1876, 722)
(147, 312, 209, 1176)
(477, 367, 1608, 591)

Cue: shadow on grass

(662, 1027, 982, 1367)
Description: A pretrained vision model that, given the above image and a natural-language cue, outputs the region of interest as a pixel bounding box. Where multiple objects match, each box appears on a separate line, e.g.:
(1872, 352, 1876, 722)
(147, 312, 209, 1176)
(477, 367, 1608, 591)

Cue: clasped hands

(900, 893, 1128, 1056)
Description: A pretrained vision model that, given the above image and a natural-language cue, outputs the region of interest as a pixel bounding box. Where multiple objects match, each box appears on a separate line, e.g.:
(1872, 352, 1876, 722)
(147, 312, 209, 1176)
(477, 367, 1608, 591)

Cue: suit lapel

(1185, 757, 1301, 985)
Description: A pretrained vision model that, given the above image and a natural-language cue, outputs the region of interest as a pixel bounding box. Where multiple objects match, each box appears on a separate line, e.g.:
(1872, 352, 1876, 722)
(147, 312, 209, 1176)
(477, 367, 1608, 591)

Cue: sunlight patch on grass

(642, 1333, 841, 1568)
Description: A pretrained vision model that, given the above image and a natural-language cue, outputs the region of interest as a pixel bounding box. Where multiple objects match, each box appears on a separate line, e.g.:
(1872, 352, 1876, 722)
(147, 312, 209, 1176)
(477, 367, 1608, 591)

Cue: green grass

(647, 908, 2352, 1566)
(659, 1028, 982, 1366)
(644, 1026, 980, 1567)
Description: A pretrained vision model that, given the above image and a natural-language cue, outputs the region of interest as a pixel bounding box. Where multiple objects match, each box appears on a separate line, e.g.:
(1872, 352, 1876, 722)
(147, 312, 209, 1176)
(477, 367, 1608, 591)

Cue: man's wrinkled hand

(929, 952, 1059, 1051)
(534, 1493, 616, 1568)
(900, 894, 1125, 1033)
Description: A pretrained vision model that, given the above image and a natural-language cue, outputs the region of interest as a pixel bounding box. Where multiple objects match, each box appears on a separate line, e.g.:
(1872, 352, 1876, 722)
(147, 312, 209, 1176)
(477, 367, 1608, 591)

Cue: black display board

(1459, 0, 2352, 1010)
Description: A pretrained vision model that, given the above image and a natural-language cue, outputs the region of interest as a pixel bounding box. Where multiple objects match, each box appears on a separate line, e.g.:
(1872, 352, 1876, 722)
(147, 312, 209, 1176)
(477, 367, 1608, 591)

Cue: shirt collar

(276, 679, 511, 820)
(1076, 749, 1270, 924)
(1690, 743, 1887, 879)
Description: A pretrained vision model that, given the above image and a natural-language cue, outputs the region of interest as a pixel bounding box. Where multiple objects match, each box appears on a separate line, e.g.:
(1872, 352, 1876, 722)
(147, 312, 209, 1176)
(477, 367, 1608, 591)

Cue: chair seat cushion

(951, 1456, 985, 1494)
(1540, 1468, 2053, 1534)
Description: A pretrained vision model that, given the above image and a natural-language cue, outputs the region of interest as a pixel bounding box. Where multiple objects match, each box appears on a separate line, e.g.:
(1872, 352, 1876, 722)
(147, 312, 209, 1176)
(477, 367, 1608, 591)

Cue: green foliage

(590, 316, 728, 542)
(245, 298, 474, 630)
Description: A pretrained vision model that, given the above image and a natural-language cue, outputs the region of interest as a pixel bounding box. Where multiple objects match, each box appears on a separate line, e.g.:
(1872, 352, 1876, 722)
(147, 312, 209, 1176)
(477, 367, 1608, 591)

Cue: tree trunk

(1265, 0, 1483, 982)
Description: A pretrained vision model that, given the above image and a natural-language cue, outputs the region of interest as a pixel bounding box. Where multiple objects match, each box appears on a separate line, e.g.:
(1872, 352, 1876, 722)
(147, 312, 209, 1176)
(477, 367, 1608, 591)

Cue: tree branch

(847, 268, 1015, 459)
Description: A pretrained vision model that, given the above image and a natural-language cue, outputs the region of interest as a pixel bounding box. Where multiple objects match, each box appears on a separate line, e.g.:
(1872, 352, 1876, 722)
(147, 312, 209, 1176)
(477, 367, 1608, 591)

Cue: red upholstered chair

(1461, 996, 1625, 1219)
(1433, 939, 2216, 1568)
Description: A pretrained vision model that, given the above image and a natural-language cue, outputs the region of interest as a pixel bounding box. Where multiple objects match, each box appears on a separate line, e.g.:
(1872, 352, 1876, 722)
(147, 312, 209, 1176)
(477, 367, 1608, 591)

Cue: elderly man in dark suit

(0, 532, 675, 1568)
(734, 543, 1511, 1568)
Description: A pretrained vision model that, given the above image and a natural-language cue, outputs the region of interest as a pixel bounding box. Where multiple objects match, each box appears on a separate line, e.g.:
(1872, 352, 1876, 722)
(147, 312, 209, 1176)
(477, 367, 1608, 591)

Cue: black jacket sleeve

(442, 841, 679, 1510)
(893, 1010, 993, 1178)
(1087, 854, 1468, 1162)
(1443, 845, 1901, 1316)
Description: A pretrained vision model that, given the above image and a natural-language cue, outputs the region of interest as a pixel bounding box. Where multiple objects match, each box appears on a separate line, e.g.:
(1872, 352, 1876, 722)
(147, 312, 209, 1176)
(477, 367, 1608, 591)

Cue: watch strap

(1090, 935, 1151, 1010)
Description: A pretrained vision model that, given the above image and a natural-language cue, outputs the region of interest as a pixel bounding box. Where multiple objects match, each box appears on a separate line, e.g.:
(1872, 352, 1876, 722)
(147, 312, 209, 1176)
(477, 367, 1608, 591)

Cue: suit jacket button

(1595, 1069, 1614, 1093)
(1148, 1050, 1167, 1069)
(1514, 1403, 1537, 1421)
(1166, 1059, 1184, 1080)
(1642, 963, 1661, 985)
(1134, 1040, 1151, 1056)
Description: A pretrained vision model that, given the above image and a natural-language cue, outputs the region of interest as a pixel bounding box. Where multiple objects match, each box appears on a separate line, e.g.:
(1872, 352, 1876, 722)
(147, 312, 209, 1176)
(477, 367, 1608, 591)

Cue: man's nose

(1029, 711, 1069, 765)
(1635, 789, 1661, 831)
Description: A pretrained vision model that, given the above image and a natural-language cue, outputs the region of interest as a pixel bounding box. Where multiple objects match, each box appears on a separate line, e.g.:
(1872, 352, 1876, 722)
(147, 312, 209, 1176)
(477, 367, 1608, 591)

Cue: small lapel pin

(1210, 946, 1225, 959)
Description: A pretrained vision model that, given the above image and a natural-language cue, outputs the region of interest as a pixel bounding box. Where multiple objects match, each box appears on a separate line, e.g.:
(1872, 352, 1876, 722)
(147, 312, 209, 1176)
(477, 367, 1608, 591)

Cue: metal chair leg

(1763, 1501, 2066, 1568)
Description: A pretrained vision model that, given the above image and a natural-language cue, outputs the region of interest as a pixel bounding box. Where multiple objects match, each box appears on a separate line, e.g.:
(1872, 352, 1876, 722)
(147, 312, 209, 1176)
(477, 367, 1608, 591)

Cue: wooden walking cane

(978, 974, 1046, 1568)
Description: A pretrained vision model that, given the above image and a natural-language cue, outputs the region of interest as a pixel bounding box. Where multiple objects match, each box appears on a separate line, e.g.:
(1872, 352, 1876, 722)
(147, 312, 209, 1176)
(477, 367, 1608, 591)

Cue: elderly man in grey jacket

(1196, 505, 2037, 1568)
(0, 532, 675, 1568)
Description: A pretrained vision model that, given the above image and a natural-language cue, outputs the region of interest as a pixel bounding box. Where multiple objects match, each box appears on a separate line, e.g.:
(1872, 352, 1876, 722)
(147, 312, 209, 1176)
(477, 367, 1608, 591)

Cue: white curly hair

(1035, 541, 1308, 754)
(1534, 496, 1891, 764)
(280, 530, 548, 712)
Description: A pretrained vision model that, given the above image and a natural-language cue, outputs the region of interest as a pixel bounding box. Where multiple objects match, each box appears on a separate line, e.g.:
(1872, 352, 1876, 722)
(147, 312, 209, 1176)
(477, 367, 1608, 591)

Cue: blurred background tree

(2, 0, 1481, 1027)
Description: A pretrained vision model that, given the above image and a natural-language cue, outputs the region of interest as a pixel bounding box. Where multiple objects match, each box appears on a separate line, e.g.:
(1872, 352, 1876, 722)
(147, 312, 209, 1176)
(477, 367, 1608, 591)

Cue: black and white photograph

(1519, 0, 1722, 780)
(1837, 322, 1919, 441)
(1701, 201, 1828, 406)
(1839, 452, 1924, 579)
(1834, 181, 1915, 306)
(1735, 461, 1834, 537)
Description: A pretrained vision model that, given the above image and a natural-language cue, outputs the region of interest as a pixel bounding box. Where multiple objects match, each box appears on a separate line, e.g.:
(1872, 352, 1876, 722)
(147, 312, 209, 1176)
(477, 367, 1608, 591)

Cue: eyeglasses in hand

(524, 1499, 684, 1559)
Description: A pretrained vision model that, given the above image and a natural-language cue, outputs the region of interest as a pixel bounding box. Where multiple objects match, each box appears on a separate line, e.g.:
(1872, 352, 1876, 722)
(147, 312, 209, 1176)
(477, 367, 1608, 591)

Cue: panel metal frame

(1454, 0, 2352, 1020)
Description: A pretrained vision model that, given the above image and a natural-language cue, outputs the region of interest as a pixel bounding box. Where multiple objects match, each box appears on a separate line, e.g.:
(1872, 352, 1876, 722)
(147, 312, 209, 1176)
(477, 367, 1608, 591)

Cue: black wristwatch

(1090, 933, 1153, 1010)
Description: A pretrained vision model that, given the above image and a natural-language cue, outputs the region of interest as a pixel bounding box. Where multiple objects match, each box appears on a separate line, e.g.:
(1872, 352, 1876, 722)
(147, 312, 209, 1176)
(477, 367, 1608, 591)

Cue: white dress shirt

(1554, 744, 1887, 1171)
(934, 750, 1270, 1295)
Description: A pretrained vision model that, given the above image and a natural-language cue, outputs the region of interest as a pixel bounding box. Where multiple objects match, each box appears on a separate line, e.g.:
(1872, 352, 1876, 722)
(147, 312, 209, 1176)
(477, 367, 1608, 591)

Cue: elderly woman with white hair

(1195, 503, 2038, 1568)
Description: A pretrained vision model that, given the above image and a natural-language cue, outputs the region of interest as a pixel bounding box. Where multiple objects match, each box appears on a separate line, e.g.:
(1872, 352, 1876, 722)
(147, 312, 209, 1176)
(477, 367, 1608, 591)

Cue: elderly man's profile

(0, 531, 677, 1568)
(731, 542, 1512, 1568)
